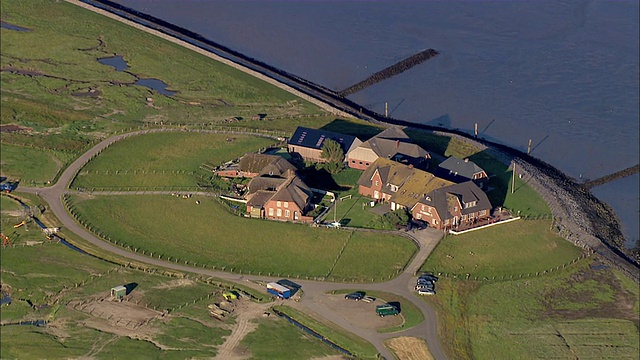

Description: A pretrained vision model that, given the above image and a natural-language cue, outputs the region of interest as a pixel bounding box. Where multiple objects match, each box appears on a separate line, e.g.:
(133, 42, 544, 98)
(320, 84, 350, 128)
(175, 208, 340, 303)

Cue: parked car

(376, 303, 399, 317)
(418, 288, 436, 295)
(362, 296, 376, 303)
(344, 291, 365, 301)
(415, 284, 434, 291)
(419, 273, 438, 282)
(416, 278, 433, 285)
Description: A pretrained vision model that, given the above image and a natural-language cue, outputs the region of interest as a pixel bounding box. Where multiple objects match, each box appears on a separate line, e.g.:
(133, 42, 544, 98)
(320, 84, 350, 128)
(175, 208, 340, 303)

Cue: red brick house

(357, 158, 453, 211)
(411, 181, 492, 230)
(347, 126, 430, 170)
(245, 175, 314, 223)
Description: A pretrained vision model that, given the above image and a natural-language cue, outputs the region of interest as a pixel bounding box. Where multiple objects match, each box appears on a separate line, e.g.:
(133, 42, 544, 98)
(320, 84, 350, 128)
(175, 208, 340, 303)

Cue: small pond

(134, 78, 176, 96)
(98, 55, 175, 95)
(1, 21, 31, 32)
(97, 55, 128, 71)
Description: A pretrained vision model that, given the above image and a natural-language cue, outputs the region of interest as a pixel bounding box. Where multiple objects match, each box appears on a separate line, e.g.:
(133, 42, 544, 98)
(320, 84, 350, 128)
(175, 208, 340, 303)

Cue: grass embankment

(69, 194, 416, 281)
(71, 132, 275, 189)
(273, 305, 379, 359)
(241, 316, 344, 359)
(422, 219, 583, 278)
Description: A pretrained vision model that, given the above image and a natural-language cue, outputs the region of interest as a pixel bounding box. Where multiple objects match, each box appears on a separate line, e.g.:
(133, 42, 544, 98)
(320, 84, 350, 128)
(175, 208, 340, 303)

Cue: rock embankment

(338, 49, 440, 97)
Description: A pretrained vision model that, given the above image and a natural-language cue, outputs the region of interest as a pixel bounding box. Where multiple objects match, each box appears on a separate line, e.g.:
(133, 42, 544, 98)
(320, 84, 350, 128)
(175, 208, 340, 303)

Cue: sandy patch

(385, 336, 434, 360)
(153, 278, 195, 290)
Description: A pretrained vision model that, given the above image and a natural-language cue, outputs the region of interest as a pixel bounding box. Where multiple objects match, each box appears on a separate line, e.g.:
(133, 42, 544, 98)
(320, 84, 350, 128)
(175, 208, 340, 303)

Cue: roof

(269, 176, 312, 210)
(111, 285, 126, 291)
(437, 156, 486, 180)
(358, 126, 428, 160)
(246, 190, 275, 207)
(247, 177, 286, 195)
(357, 158, 453, 208)
(288, 126, 361, 153)
(238, 153, 296, 176)
(415, 181, 492, 220)
(267, 282, 290, 292)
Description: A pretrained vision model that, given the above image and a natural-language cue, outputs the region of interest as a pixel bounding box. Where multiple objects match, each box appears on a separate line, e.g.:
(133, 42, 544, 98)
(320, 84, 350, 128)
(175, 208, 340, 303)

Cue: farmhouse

(347, 126, 430, 170)
(411, 181, 492, 230)
(287, 126, 362, 163)
(436, 156, 489, 188)
(245, 172, 314, 223)
(357, 158, 453, 211)
(215, 153, 296, 179)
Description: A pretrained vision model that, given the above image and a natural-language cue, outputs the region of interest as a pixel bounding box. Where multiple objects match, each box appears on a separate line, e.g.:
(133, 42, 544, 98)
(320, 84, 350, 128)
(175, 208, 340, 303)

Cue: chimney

(395, 140, 399, 149)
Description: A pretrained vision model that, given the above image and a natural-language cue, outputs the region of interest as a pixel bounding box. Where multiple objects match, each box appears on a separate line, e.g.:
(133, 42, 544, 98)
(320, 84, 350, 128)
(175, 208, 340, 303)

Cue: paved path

(18, 129, 447, 360)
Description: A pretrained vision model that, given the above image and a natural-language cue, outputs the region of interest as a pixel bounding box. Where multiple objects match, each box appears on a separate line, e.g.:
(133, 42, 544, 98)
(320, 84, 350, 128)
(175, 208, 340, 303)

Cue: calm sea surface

(116, 0, 639, 246)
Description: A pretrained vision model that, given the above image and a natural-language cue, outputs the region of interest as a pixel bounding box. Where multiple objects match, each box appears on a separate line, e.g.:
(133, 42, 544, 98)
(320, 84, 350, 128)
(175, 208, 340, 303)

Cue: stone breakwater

(338, 49, 440, 97)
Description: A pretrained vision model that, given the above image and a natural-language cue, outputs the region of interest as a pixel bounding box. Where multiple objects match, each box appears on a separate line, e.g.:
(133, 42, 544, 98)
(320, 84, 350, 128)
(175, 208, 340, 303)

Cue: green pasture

(1, 194, 23, 213)
(0, 143, 74, 185)
(329, 232, 416, 281)
(273, 305, 379, 359)
(69, 194, 415, 280)
(424, 259, 639, 359)
(71, 132, 274, 188)
(0, 243, 114, 314)
(332, 190, 380, 228)
(241, 316, 344, 359)
(422, 220, 582, 278)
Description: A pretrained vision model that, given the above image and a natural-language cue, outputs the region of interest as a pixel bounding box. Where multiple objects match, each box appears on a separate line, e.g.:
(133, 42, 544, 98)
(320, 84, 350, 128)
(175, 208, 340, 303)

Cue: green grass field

(422, 220, 583, 278)
(241, 316, 344, 359)
(69, 194, 416, 280)
(273, 305, 379, 359)
(71, 132, 275, 188)
(0, 143, 75, 185)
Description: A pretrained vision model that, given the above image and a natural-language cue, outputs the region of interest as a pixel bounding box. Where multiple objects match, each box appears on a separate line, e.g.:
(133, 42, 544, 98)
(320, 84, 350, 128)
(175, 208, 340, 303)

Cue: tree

(320, 139, 345, 174)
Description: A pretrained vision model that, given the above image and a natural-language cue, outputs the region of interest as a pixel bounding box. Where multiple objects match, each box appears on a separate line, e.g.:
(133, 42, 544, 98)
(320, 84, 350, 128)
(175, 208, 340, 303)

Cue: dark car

(345, 291, 365, 301)
(419, 273, 438, 282)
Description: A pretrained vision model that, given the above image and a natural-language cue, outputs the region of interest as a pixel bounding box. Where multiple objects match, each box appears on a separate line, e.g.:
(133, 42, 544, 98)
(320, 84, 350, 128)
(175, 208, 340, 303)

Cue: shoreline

(68, 0, 638, 278)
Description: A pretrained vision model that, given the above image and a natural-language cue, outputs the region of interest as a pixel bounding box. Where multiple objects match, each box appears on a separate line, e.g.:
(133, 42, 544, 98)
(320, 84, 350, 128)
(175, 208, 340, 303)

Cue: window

(351, 160, 356, 163)
(268, 208, 274, 216)
(479, 210, 487, 216)
(432, 219, 438, 225)
(285, 210, 290, 217)
(277, 201, 281, 207)
(421, 205, 425, 211)
(416, 213, 422, 219)
(284, 202, 289, 208)
(277, 209, 282, 217)
(462, 214, 467, 220)
(365, 163, 370, 166)
(359, 161, 363, 165)
(375, 180, 379, 186)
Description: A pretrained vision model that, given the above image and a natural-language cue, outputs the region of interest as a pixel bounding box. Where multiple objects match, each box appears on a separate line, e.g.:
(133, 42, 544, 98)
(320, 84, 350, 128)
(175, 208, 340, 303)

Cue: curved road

(19, 129, 447, 360)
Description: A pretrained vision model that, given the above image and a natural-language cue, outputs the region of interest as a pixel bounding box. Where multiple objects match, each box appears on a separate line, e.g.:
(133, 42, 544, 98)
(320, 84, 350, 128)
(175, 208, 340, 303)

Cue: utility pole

(527, 139, 532, 155)
(511, 161, 516, 194)
(385, 102, 388, 118)
(474, 123, 478, 138)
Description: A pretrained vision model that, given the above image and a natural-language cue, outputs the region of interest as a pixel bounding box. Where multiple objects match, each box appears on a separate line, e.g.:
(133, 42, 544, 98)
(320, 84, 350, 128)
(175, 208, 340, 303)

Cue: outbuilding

(111, 285, 127, 300)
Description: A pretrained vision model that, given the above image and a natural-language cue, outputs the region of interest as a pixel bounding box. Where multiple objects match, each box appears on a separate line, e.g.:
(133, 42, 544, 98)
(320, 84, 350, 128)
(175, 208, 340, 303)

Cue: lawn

(71, 132, 274, 188)
(273, 305, 379, 359)
(241, 316, 344, 359)
(0, 143, 74, 185)
(422, 219, 583, 278)
(69, 194, 416, 280)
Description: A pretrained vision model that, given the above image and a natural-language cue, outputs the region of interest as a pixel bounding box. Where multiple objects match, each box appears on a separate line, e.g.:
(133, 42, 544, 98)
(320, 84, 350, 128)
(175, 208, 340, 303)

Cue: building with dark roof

(287, 126, 362, 163)
(411, 181, 492, 231)
(245, 176, 314, 222)
(215, 153, 296, 179)
(347, 126, 430, 170)
(436, 156, 489, 188)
